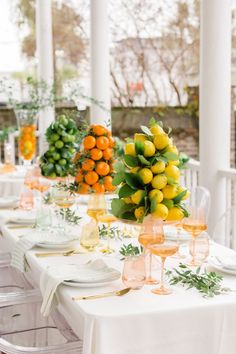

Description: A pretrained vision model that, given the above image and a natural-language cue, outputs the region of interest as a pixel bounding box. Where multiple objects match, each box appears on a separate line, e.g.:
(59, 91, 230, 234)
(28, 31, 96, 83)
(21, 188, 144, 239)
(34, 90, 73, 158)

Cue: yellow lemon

(169, 160, 180, 166)
(151, 174, 167, 189)
(165, 165, 180, 180)
(177, 186, 190, 200)
(148, 189, 164, 203)
(131, 190, 146, 204)
(151, 161, 165, 174)
(166, 207, 184, 221)
(134, 133, 148, 142)
(162, 185, 178, 199)
(143, 141, 156, 157)
(124, 143, 136, 156)
(151, 203, 169, 220)
(153, 133, 170, 150)
(123, 197, 133, 204)
(150, 125, 164, 135)
(130, 167, 140, 173)
(165, 144, 179, 155)
(134, 206, 145, 220)
(139, 168, 153, 184)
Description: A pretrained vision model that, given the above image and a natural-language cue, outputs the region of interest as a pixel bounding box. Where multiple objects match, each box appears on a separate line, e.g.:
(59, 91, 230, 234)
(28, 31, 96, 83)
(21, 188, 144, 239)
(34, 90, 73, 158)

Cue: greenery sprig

(56, 208, 81, 225)
(166, 263, 230, 298)
(99, 225, 124, 240)
(119, 243, 143, 260)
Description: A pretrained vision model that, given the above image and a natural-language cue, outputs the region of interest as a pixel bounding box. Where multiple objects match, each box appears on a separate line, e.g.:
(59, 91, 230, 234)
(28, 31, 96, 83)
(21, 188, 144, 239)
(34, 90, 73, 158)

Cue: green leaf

(135, 141, 144, 155)
(112, 172, 125, 186)
(173, 190, 187, 204)
(111, 199, 126, 217)
(137, 155, 151, 166)
(123, 154, 139, 167)
(162, 152, 179, 161)
(125, 173, 143, 189)
(167, 177, 178, 186)
(113, 161, 125, 173)
(149, 117, 157, 127)
(120, 211, 136, 221)
(118, 184, 136, 198)
(162, 199, 174, 209)
(150, 198, 157, 213)
(140, 125, 153, 136)
(179, 205, 189, 217)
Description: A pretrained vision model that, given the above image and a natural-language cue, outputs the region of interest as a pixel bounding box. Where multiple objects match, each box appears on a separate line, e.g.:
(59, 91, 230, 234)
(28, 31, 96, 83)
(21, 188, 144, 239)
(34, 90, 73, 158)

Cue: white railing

(181, 159, 200, 190)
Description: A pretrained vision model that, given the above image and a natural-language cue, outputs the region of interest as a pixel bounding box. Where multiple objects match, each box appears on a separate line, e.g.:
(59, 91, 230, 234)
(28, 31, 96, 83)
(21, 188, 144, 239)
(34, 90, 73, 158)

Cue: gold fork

(35, 249, 79, 258)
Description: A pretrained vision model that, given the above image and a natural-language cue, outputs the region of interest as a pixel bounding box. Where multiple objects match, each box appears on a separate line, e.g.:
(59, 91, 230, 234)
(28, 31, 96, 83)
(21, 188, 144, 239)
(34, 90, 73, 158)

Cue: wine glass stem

(145, 249, 153, 280)
(107, 222, 111, 250)
(160, 257, 166, 290)
(192, 234, 196, 265)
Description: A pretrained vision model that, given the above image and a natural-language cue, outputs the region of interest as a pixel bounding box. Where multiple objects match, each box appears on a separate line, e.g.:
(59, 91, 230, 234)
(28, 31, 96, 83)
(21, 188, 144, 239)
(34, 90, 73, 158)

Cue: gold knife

(72, 288, 131, 301)
(7, 224, 35, 229)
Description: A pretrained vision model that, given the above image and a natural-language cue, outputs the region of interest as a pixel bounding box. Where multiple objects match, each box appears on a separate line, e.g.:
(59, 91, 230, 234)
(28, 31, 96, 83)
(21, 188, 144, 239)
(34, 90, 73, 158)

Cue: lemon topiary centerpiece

(111, 118, 189, 222)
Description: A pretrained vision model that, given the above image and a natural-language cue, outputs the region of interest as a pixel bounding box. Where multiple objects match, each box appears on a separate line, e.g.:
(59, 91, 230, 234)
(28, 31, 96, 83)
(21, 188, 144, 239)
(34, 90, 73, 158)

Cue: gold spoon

(72, 288, 131, 301)
(35, 249, 79, 258)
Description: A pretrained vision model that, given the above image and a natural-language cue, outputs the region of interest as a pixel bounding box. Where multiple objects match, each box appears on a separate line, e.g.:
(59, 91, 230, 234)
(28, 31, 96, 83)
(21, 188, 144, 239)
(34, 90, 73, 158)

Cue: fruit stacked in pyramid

(111, 118, 189, 222)
(74, 124, 116, 194)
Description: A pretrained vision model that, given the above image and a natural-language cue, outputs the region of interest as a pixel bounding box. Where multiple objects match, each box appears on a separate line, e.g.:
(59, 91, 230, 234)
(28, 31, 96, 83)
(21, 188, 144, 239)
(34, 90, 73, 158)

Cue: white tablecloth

(0, 167, 26, 197)
(1, 219, 236, 354)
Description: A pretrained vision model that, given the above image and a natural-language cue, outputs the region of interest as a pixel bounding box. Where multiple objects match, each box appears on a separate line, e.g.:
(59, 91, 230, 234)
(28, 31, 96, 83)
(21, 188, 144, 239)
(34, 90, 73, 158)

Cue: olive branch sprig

(166, 263, 231, 298)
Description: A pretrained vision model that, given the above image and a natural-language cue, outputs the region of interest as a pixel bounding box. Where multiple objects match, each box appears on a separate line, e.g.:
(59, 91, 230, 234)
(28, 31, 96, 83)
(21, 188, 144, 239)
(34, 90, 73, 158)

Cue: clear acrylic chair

(0, 289, 83, 354)
(213, 205, 236, 251)
(0, 252, 32, 292)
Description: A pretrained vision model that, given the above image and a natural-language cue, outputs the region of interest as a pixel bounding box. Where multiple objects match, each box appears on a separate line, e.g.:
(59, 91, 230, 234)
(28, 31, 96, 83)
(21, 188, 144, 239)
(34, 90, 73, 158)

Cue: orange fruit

(95, 161, 110, 176)
(82, 158, 95, 171)
(75, 171, 83, 183)
(83, 135, 96, 150)
(96, 136, 109, 150)
(92, 125, 107, 136)
(90, 148, 103, 161)
(103, 148, 113, 161)
(107, 130, 112, 137)
(104, 176, 116, 192)
(92, 182, 105, 194)
(77, 182, 89, 194)
(108, 137, 115, 148)
(84, 171, 99, 185)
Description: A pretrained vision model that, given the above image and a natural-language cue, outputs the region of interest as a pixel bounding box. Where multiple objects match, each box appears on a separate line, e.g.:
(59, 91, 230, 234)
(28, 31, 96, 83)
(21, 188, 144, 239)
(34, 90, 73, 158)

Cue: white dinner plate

(208, 257, 236, 275)
(63, 278, 120, 288)
(0, 197, 19, 208)
(37, 239, 79, 249)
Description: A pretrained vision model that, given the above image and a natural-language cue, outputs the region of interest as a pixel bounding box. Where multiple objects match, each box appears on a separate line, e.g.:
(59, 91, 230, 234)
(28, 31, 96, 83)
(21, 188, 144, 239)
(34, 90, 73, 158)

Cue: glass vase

(15, 109, 38, 167)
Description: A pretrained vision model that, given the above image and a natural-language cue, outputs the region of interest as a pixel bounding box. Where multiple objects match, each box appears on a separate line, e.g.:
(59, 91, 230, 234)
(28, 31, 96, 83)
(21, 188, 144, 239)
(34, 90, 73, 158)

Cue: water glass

(122, 254, 145, 290)
(19, 187, 34, 211)
(35, 204, 52, 230)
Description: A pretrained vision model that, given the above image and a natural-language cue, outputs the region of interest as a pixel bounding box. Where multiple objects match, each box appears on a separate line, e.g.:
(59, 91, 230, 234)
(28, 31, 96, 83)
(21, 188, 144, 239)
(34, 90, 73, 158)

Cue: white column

(199, 0, 231, 233)
(90, 0, 111, 128)
(36, 0, 55, 154)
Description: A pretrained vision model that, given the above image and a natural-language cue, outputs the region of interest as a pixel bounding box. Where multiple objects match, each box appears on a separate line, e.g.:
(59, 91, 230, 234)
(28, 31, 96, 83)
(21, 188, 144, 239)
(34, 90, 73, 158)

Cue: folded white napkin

(215, 255, 236, 271)
(40, 259, 120, 316)
(0, 210, 36, 229)
(0, 197, 19, 209)
(10, 231, 79, 272)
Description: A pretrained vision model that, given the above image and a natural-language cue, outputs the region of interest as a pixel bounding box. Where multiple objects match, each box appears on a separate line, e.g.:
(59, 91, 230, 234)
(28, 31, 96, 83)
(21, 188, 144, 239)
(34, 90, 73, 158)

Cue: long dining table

(1, 207, 236, 354)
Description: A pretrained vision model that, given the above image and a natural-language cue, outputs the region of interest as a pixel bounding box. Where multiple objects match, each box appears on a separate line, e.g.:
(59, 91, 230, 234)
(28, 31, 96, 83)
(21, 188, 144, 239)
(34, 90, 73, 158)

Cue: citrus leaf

(157, 156, 168, 163)
(162, 198, 174, 209)
(112, 172, 125, 186)
(120, 211, 136, 221)
(162, 152, 179, 161)
(135, 141, 144, 154)
(179, 205, 189, 217)
(140, 125, 153, 136)
(125, 173, 143, 189)
(118, 184, 136, 198)
(111, 199, 126, 217)
(137, 155, 151, 166)
(173, 190, 187, 204)
(151, 198, 157, 213)
(149, 117, 156, 127)
(123, 154, 139, 167)
(113, 161, 125, 173)
(167, 177, 178, 185)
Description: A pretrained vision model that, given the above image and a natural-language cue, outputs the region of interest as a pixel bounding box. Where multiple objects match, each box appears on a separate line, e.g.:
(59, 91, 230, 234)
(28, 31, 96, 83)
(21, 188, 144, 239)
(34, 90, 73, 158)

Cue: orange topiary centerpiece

(75, 124, 116, 194)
